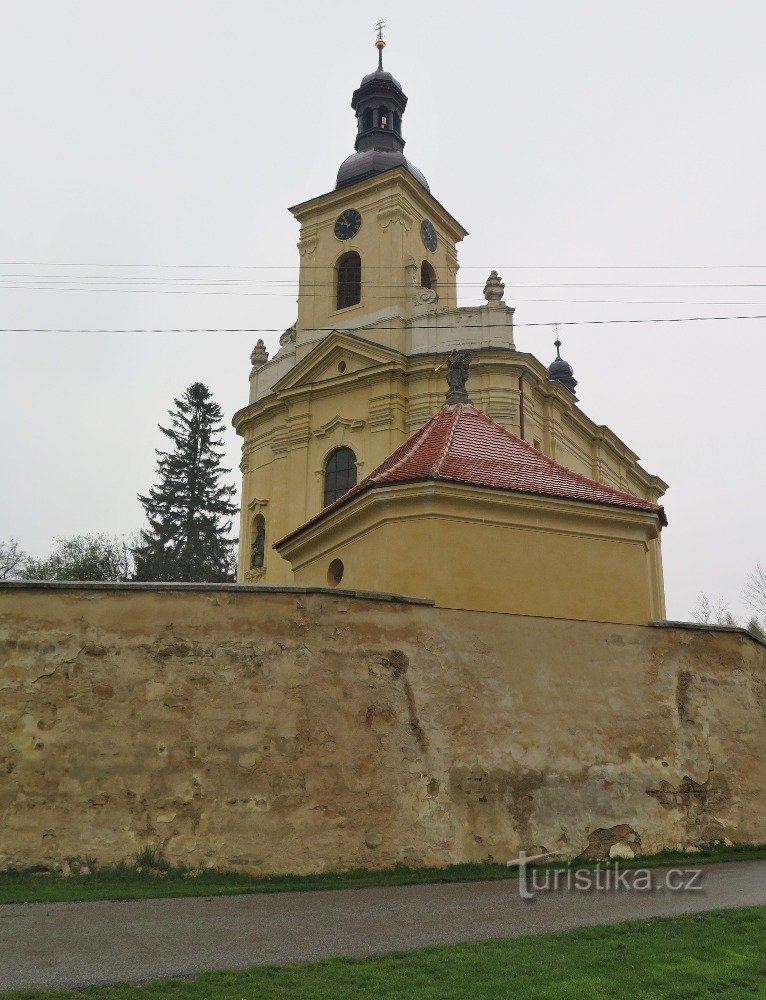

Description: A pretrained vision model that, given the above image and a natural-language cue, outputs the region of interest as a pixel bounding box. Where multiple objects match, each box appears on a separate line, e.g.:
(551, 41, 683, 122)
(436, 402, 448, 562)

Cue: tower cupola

(336, 29, 429, 191)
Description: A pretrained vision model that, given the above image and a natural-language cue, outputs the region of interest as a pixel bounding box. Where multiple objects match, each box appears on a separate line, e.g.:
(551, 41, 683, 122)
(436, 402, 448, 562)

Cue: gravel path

(1, 859, 764, 992)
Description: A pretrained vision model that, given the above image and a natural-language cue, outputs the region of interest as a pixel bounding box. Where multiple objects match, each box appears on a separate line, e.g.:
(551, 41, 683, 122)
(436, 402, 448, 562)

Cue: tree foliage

(0, 538, 26, 580)
(20, 534, 132, 581)
(133, 382, 237, 582)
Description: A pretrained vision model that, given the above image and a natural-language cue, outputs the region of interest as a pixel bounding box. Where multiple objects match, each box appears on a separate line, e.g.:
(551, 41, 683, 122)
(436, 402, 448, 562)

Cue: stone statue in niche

(250, 514, 266, 570)
(445, 349, 472, 405)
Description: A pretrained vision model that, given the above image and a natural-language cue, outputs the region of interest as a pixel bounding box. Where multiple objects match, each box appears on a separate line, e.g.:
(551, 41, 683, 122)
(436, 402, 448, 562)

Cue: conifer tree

(133, 382, 237, 582)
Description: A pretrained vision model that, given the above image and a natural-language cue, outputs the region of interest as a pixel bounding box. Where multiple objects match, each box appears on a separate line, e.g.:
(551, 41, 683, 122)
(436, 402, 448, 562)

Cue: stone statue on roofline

(445, 349, 472, 405)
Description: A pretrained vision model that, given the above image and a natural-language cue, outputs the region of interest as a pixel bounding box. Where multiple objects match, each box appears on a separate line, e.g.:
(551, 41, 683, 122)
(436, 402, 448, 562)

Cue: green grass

(3, 906, 766, 998)
(1, 842, 764, 905)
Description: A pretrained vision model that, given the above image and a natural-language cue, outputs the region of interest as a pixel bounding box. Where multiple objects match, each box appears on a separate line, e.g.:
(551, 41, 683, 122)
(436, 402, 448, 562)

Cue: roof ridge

(370, 407, 447, 484)
(432, 405, 463, 477)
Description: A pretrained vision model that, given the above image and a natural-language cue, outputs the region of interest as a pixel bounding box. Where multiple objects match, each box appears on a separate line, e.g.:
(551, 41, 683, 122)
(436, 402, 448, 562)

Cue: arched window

(378, 105, 390, 129)
(393, 111, 401, 134)
(250, 513, 266, 570)
(324, 447, 357, 507)
(420, 260, 437, 292)
(363, 107, 374, 131)
(336, 251, 361, 310)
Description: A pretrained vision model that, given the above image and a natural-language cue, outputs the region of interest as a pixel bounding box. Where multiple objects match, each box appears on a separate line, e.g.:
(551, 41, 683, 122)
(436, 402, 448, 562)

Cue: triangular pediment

(272, 332, 405, 394)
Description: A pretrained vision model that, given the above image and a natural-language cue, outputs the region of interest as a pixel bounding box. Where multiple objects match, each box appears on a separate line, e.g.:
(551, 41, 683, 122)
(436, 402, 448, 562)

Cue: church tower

(289, 32, 466, 349)
(233, 32, 667, 589)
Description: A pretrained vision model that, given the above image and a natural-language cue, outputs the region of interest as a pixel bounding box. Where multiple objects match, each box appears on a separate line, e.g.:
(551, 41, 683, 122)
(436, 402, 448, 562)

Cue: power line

(6, 280, 766, 297)
(3, 287, 766, 308)
(2, 312, 766, 333)
(5, 260, 766, 270)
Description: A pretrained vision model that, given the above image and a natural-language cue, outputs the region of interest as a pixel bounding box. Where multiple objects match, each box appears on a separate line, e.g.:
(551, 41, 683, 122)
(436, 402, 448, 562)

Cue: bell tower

(289, 29, 467, 352)
(343, 24, 409, 181)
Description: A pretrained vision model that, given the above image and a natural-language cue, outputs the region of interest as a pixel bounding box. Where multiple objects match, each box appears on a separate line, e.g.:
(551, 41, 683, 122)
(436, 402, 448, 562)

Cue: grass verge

(3, 906, 766, 998)
(0, 842, 764, 905)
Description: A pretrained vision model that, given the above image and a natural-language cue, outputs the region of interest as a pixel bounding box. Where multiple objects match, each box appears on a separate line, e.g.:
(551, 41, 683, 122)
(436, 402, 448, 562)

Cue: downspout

(518, 374, 525, 440)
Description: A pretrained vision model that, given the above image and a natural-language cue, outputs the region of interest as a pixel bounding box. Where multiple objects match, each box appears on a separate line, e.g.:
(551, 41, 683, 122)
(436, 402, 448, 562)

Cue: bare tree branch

(743, 562, 766, 622)
(0, 538, 26, 580)
(691, 591, 738, 627)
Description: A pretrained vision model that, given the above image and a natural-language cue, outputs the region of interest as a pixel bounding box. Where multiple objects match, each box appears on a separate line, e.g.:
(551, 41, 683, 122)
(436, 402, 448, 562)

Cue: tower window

(336, 251, 361, 310)
(420, 260, 437, 291)
(393, 111, 401, 134)
(324, 447, 357, 507)
(363, 107, 374, 131)
(378, 105, 389, 128)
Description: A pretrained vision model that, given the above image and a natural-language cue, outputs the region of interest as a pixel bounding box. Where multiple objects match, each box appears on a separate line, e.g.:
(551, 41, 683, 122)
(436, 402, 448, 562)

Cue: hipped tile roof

(275, 404, 666, 547)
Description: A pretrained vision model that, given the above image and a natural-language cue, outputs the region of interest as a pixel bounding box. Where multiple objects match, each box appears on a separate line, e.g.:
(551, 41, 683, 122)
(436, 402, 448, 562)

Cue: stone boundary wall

(1, 583, 764, 873)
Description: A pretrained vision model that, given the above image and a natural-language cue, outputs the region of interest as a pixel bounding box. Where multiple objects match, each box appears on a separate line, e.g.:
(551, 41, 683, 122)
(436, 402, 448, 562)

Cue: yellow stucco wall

(1, 583, 763, 874)
(277, 483, 665, 625)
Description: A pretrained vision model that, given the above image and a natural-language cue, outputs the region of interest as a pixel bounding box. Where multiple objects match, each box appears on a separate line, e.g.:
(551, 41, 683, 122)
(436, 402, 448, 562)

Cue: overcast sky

(1, 1, 764, 621)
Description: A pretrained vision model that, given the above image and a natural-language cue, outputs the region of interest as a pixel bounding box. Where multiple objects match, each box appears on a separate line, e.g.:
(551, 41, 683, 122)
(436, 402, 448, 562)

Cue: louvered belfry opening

(336, 252, 361, 310)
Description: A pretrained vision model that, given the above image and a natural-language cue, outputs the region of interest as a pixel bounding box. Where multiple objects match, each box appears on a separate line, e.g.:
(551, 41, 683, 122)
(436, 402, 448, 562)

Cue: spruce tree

(134, 382, 237, 582)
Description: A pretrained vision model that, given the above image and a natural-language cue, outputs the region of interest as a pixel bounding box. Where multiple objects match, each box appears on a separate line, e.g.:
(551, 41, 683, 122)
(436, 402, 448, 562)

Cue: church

(4, 31, 765, 888)
(233, 34, 668, 626)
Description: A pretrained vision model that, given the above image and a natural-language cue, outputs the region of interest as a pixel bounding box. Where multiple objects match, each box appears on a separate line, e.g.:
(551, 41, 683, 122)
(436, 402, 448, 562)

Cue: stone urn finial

(483, 270, 505, 305)
(250, 339, 269, 370)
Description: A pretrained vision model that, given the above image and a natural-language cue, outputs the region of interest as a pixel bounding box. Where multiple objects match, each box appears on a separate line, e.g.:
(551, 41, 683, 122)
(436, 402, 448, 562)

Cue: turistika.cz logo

(507, 851, 705, 900)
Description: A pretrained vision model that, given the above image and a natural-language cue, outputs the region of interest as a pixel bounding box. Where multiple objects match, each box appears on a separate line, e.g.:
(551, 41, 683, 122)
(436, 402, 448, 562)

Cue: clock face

(334, 209, 362, 240)
(421, 219, 437, 252)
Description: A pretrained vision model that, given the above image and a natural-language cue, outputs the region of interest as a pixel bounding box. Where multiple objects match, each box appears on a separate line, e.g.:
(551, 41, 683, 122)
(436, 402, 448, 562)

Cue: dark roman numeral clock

(334, 209, 362, 240)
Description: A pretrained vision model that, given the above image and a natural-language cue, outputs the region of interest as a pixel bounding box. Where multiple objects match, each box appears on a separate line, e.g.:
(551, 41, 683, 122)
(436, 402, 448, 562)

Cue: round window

(327, 558, 344, 587)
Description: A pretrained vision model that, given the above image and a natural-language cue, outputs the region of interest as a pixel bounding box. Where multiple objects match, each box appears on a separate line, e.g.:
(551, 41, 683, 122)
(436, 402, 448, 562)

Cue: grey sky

(1, 1, 763, 621)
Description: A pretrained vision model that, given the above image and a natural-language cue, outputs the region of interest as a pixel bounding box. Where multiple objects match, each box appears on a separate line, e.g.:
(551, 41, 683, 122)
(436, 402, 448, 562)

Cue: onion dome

(547, 337, 578, 395)
(335, 33, 429, 191)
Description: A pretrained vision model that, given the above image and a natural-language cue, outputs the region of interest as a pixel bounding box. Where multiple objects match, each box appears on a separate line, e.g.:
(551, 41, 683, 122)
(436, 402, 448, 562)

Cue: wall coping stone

(650, 618, 766, 649)
(0, 588, 760, 641)
(0, 580, 434, 606)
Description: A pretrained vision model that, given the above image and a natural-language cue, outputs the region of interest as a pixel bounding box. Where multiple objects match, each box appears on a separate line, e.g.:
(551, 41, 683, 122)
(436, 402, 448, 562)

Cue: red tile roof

(275, 404, 666, 547)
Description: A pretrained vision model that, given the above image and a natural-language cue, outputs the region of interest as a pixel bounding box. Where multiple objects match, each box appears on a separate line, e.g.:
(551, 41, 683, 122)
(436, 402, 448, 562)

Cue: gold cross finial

(374, 18, 386, 68)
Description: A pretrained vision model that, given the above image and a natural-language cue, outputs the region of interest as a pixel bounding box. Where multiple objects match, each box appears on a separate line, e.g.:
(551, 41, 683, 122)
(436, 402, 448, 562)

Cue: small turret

(547, 336, 578, 396)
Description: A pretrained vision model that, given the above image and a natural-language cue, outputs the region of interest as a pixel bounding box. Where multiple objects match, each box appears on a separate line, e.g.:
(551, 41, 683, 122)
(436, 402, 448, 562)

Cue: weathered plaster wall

(1, 583, 764, 874)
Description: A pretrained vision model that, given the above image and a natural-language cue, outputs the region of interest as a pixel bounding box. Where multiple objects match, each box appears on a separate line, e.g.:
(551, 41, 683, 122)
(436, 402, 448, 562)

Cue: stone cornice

(289, 167, 468, 242)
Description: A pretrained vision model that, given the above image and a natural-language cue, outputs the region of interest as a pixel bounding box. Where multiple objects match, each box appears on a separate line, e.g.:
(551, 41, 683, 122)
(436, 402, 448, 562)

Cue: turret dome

(547, 338, 578, 395)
